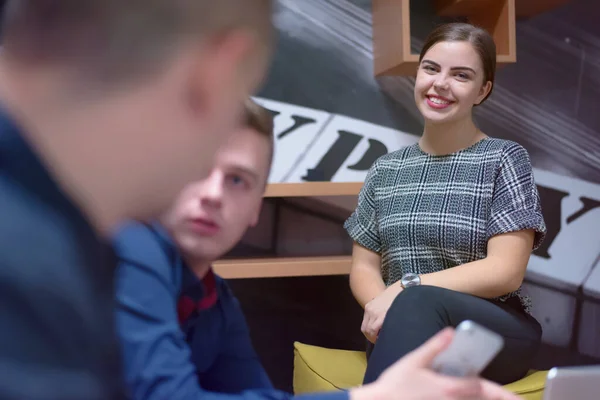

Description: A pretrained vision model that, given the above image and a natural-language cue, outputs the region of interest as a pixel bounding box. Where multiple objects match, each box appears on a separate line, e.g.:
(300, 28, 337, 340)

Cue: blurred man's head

(0, 0, 274, 230)
(162, 99, 274, 263)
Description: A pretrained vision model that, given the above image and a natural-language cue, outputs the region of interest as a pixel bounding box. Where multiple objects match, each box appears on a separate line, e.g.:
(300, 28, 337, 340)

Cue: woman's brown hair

(419, 22, 496, 104)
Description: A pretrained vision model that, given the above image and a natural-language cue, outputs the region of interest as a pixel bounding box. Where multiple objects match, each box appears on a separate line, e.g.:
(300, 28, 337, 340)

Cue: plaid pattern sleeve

(344, 162, 382, 253)
(487, 142, 547, 250)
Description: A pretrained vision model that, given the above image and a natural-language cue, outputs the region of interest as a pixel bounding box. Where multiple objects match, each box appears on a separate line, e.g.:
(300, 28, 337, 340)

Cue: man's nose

(200, 174, 224, 208)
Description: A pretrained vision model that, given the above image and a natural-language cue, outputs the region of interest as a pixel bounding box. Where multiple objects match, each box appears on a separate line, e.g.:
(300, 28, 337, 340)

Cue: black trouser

(363, 285, 542, 385)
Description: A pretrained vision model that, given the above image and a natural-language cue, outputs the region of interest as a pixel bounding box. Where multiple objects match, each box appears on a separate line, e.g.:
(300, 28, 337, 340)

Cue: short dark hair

(420, 22, 496, 104)
(1, 0, 274, 87)
(243, 98, 274, 178)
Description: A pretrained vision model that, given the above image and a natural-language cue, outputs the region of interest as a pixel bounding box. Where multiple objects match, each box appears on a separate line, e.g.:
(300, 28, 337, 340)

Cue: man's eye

(228, 175, 247, 188)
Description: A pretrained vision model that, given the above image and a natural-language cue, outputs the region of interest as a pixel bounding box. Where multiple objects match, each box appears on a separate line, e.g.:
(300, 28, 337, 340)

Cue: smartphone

(430, 320, 504, 378)
(543, 366, 600, 400)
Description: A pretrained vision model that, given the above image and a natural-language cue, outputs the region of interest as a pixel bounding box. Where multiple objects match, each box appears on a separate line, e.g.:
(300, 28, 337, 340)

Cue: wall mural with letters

(243, 0, 600, 364)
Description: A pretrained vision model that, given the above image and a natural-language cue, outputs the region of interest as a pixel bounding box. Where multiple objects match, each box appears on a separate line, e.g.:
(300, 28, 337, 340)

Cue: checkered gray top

(344, 138, 546, 314)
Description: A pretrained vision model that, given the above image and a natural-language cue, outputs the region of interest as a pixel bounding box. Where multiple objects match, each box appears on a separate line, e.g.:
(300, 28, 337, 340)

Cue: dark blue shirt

(0, 108, 125, 399)
(114, 222, 348, 400)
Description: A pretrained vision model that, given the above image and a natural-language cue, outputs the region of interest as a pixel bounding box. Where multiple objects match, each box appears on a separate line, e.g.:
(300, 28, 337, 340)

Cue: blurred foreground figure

(0, 1, 273, 399)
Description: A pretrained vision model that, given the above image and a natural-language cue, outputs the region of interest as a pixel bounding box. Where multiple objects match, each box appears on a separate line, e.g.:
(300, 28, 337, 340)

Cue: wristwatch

(401, 272, 421, 289)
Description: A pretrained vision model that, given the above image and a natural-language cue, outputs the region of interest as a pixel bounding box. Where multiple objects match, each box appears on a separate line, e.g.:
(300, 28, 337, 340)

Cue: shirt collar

(147, 221, 215, 293)
(177, 266, 218, 324)
(146, 222, 219, 323)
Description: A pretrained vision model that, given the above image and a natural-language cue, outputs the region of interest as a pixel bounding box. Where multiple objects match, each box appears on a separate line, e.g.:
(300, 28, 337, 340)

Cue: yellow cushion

(293, 342, 548, 400)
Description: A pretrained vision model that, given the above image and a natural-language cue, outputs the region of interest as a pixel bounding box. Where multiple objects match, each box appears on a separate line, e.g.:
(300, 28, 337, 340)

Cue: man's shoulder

(0, 169, 124, 400)
(212, 272, 242, 306)
(113, 221, 179, 286)
(212, 271, 228, 289)
(114, 220, 157, 246)
(113, 221, 170, 259)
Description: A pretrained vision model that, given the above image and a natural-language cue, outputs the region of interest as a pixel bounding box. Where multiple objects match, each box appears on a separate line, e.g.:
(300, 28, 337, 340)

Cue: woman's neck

(419, 117, 485, 156)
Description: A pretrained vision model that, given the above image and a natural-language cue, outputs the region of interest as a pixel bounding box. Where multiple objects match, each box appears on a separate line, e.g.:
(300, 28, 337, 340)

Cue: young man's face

(161, 126, 272, 263)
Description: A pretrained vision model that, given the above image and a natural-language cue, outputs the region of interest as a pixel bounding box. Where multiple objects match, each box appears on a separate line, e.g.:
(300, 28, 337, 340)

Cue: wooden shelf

(434, 0, 516, 64)
(214, 255, 353, 279)
(224, 184, 358, 279)
(373, 0, 418, 76)
(264, 182, 363, 198)
(373, 0, 517, 76)
(435, 0, 496, 16)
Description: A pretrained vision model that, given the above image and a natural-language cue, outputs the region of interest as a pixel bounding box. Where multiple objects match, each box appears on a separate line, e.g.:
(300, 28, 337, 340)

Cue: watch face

(402, 273, 420, 288)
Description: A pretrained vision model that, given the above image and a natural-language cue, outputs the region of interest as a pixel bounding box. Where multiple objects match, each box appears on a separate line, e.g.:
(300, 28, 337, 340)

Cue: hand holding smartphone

(431, 320, 504, 378)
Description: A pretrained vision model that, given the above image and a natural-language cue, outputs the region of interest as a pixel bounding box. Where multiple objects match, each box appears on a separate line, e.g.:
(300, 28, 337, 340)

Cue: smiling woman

(419, 22, 497, 104)
(345, 22, 547, 386)
(414, 23, 495, 136)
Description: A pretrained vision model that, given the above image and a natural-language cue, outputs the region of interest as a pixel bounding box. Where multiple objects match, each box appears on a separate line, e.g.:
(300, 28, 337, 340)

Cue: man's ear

(248, 199, 263, 228)
(475, 81, 493, 105)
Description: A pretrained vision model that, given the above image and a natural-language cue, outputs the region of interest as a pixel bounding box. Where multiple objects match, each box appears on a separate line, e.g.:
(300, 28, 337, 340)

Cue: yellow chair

(293, 342, 548, 400)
